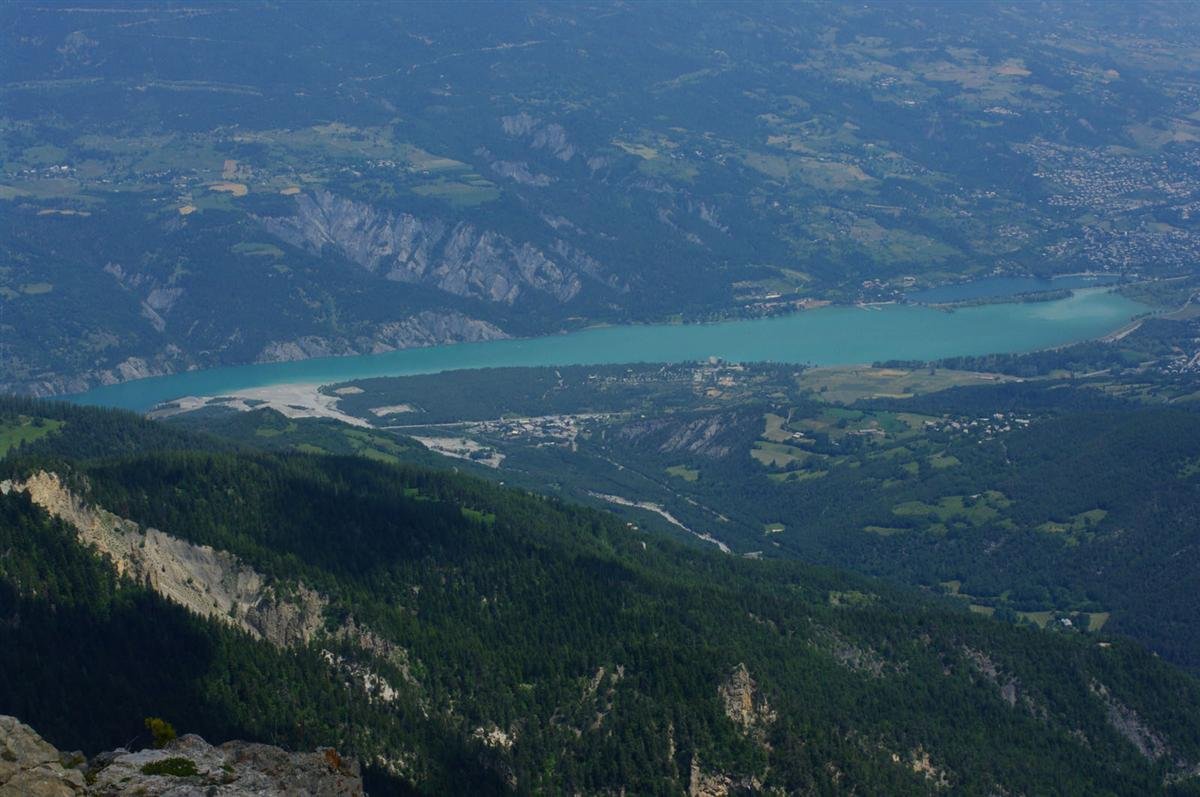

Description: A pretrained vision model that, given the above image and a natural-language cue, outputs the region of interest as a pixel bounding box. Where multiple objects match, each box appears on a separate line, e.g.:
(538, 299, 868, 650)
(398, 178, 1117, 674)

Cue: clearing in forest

(209, 181, 248, 197)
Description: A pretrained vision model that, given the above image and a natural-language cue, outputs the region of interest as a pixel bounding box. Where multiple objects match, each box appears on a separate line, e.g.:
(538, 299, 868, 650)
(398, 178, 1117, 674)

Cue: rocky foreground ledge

(0, 715, 363, 796)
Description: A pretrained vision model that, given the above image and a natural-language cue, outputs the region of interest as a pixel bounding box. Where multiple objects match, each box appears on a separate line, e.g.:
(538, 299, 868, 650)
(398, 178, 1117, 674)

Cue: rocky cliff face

(10, 311, 509, 397)
(1, 472, 419, 705)
(1, 472, 325, 648)
(718, 663, 777, 736)
(500, 113, 578, 162)
(262, 190, 602, 305)
(14, 348, 192, 399)
(0, 716, 363, 796)
(255, 310, 509, 363)
(680, 664, 777, 796)
(619, 412, 746, 459)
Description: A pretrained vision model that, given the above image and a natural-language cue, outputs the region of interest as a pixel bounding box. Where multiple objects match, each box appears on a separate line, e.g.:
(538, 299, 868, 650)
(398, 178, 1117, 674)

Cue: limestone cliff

(16, 347, 191, 399)
(1, 472, 419, 704)
(262, 190, 603, 305)
(255, 310, 509, 363)
(1, 472, 324, 648)
(718, 663, 777, 737)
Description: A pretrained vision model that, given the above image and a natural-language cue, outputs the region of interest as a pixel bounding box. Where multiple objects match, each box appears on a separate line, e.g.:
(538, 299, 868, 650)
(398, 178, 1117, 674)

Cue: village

(925, 412, 1033, 439)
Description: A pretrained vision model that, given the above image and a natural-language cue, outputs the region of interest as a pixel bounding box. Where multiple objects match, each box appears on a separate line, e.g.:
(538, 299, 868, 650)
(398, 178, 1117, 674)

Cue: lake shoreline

(65, 287, 1147, 413)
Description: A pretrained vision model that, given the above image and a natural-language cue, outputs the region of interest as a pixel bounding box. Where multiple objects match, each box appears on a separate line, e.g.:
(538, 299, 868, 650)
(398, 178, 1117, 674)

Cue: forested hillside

(2, 399, 1200, 794)
(221, 362, 1200, 675)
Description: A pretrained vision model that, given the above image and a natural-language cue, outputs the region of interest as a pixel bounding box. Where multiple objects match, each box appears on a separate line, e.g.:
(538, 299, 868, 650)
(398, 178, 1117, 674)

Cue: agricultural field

(890, 491, 1014, 535)
(795, 366, 1017, 404)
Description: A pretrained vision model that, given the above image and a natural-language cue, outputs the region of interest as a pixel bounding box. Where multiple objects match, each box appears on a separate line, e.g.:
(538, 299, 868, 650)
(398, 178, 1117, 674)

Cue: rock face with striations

(262, 190, 602, 305)
(0, 471, 327, 649)
(0, 716, 363, 796)
(255, 310, 509, 364)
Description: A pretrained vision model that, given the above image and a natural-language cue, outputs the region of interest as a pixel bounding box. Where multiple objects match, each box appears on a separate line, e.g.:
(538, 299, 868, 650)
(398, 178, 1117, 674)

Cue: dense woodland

(271, 364, 1200, 677)
(595, 384, 1200, 672)
(3, 398, 1200, 794)
(931, 317, 1200, 378)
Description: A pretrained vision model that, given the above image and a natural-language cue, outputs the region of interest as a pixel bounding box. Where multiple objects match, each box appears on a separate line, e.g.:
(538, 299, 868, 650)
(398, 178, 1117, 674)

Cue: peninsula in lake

(3, 3, 1200, 795)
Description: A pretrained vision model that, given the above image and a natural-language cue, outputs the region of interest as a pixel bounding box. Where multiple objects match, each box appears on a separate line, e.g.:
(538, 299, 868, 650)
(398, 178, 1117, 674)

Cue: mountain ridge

(1, 398, 1199, 794)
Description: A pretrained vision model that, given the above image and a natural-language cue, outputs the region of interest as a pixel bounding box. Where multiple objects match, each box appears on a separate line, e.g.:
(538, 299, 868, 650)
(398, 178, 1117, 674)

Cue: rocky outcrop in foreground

(0, 715, 362, 796)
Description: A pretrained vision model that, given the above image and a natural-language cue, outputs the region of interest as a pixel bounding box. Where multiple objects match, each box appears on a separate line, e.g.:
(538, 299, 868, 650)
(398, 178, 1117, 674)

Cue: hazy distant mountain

(3, 2, 1200, 393)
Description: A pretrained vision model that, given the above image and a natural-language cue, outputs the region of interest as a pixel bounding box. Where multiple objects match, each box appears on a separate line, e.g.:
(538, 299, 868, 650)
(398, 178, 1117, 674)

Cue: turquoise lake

(71, 288, 1145, 412)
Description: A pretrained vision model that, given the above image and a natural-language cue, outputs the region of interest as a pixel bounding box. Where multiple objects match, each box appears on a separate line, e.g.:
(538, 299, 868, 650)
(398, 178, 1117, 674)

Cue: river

(70, 287, 1145, 411)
